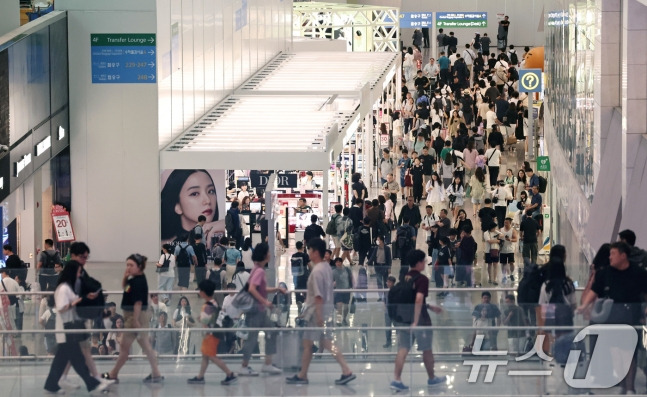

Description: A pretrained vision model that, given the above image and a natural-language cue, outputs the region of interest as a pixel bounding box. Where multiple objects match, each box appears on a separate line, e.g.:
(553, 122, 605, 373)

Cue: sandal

(101, 372, 119, 384)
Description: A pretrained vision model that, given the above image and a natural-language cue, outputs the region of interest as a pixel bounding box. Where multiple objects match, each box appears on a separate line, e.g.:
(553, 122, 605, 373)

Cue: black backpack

(176, 245, 191, 268)
(157, 254, 171, 273)
(545, 280, 574, 327)
(510, 51, 519, 65)
(45, 308, 57, 330)
(396, 226, 412, 250)
(208, 268, 224, 290)
(433, 136, 445, 156)
(517, 263, 546, 306)
(387, 273, 421, 323)
(76, 273, 106, 320)
(538, 175, 548, 193)
(43, 252, 59, 269)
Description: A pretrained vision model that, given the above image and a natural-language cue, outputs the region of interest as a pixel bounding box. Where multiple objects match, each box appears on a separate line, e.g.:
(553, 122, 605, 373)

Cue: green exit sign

(537, 156, 551, 172)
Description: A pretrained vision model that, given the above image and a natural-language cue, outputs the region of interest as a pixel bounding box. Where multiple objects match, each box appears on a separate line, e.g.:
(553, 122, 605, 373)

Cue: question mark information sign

(519, 69, 542, 93)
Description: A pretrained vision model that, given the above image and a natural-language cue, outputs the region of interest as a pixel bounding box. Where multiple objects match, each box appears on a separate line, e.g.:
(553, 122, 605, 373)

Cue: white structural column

(59, 0, 160, 261)
(621, 0, 647, 207)
(593, 0, 622, 184)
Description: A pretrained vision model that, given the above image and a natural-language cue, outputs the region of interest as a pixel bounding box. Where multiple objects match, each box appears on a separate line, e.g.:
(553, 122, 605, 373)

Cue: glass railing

(0, 289, 642, 396)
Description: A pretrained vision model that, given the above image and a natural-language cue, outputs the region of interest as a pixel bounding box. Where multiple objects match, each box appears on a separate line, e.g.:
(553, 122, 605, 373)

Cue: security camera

(0, 145, 8, 153)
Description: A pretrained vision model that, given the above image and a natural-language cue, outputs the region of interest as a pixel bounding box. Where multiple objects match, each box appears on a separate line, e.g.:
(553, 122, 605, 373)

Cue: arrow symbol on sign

(148, 49, 155, 55)
(148, 62, 155, 68)
(149, 74, 156, 80)
(148, 37, 155, 44)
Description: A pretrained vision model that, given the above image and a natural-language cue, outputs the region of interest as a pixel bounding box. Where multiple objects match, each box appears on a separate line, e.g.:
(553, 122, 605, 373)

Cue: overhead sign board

(399, 12, 433, 28)
(519, 69, 543, 93)
(436, 12, 487, 28)
(91, 33, 157, 84)
(276, 173, 298, 188)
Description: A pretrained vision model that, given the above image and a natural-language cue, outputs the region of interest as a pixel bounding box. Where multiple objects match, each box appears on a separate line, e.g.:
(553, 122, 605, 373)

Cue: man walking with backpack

(327, 204, 344, 259)
(395, 217, 417, 281)
(37, 239, 61, 292)
(379, 149, 396, 186)
(389, 249, 446, 391)
(175, 234, 198, 290)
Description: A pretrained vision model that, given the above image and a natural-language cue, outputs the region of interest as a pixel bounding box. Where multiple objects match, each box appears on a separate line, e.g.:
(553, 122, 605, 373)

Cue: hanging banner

(51, 205, 76, 242)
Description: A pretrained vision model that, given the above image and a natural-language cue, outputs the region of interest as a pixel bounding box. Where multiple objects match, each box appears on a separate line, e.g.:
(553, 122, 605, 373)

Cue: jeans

(240, 308, 277, 362)
(44, 341, 100, 392)
(158, 274, 174, 302)
(495, 206, 507, 228)
(358, 249, 369, 266)
(39, 269, 59, 292)
(384, 307, 393, 345)
(194, 266, 207, 284)
(375, 265, 389, 299)
(522, 242, 538, 265)
(488, 166, 500, 187)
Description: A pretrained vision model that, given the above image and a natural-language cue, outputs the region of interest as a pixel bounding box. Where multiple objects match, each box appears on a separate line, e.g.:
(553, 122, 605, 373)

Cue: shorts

(302, 318, 334, 342)
(395, 323, 433, 351)
(334, 292, 351, 305)
(485, 253, 499, 263)
(201, 334, 220, 357)
(177, 267, 190, 288)
(123, 310, 151, 337)
(331, 236, 341, 250)
(471, 198, 483, 205)
(499, 253, 515, 264)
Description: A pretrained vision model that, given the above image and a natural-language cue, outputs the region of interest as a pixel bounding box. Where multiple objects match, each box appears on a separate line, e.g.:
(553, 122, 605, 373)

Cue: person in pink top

(463, 140, 479, 184)
(237, 243, 287, 377)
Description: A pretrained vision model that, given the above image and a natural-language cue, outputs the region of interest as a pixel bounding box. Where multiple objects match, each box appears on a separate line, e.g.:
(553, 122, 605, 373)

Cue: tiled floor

(3, 355, 638, 396)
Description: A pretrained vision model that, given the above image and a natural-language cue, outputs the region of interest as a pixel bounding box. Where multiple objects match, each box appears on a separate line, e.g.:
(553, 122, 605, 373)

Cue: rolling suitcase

(274, 329, 302, 370)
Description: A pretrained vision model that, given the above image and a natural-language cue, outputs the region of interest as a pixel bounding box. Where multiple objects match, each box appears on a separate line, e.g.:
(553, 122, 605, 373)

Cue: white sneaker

(58, 378, 80, 390)
(237, 366, 259, 376)
(90, 380, 112, 395)
(261, 364, 282, 375)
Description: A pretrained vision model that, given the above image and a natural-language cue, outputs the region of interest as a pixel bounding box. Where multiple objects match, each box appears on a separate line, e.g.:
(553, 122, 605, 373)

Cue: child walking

(187, 280, 238, 385)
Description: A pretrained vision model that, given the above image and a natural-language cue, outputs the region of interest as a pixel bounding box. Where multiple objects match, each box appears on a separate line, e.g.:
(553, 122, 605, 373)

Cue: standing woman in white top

(426, 172, 445, 215)
(240, 238, 255, 270)
(156, 244, 175, 304)
(445, 175, 465, 219)
(484, 143, 501, 188)
(392, 112, 403, 154)
(44, 261, 111, 394)
(515, 169, 527, 201)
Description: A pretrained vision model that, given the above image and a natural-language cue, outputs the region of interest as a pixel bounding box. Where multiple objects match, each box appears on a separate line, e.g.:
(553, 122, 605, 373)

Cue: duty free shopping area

(1, 0, 647, 396)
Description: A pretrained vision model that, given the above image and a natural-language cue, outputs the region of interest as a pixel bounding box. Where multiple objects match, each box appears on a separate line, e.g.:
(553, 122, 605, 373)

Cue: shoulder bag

(231, 268, 259, 313)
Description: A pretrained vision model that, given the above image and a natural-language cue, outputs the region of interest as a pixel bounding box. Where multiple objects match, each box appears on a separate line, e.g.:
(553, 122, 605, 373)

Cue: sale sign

(51, 205, 76, 242)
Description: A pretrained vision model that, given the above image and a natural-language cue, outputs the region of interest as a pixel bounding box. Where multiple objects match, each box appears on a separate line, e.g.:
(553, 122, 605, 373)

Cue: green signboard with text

(537, 156, 551, 172)
(436, 12, 487, 28)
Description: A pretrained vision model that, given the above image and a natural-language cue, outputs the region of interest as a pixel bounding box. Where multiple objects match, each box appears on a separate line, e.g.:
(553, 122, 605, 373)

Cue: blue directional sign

(91, 34, 157, 84)
(399, 12, 433, 28)
(519, 69, 543, 93)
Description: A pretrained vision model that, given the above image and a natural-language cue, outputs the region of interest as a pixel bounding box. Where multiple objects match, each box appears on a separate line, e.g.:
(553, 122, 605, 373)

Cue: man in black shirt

(192, 235, 208, 285)
(484, 81, 500, 104)
(456, 226, 477, 287)
(398, 196, 422, 228)
(414, 70, 430, 96)
(303, 214, 325, 245)
(291, 241, 310, 313)
(519, 213, 540, 265)
(419, 147, 434, 192)
(434, 209, 451, 239)
(3, 245, 24, 279)
(578, 242, 647, 394)
(349, 199, 364, 232)
(478, 199, 497, 230)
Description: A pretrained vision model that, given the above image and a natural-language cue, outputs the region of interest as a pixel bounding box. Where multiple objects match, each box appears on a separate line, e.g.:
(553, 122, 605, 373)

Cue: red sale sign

(51, 205, 76, 242)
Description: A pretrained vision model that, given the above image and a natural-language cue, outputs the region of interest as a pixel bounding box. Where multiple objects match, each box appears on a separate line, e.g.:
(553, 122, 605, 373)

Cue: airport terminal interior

(1, 0, 647, 396)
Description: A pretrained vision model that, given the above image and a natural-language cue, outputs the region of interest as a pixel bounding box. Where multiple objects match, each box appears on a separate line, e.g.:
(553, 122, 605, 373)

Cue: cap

(475, 32, 480, 35)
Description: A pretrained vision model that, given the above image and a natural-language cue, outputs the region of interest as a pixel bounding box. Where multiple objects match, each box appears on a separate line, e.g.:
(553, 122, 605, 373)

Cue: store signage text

(277, 173, 298, 188)
(14, 153, 32, 177)
(35, 136, 51, 157)
(436, 12, 487, 28)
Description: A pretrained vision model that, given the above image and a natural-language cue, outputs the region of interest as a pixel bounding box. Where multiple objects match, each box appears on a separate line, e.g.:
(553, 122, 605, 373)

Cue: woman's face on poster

(175, 171, 217, 228)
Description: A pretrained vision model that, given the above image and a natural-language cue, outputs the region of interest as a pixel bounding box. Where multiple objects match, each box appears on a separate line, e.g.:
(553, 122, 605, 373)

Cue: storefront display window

(545, 3, 596, 201)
